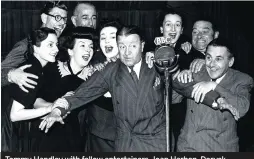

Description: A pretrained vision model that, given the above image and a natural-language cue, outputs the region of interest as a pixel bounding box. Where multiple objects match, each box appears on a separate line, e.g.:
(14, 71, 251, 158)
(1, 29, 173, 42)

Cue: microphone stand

(164, 68, 173, 152)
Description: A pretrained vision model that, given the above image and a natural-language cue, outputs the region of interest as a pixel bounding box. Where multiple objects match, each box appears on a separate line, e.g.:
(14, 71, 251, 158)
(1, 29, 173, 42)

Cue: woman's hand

(79, 65, 95, 80)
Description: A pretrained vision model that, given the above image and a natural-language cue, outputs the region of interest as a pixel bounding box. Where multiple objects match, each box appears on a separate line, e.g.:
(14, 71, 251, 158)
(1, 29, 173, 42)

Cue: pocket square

(153, 76, 161, 89)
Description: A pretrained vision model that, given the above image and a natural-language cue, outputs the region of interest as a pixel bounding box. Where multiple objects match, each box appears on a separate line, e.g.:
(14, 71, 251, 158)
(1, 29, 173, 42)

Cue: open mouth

(82, 55, 90, 61)
(105, 46, 113, 53)
(197, 39, 206, 43)
(168, 33, 177, 39)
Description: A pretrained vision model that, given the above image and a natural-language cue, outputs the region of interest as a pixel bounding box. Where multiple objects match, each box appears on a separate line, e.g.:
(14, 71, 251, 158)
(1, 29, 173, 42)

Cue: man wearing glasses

(1, 1, 68, 91)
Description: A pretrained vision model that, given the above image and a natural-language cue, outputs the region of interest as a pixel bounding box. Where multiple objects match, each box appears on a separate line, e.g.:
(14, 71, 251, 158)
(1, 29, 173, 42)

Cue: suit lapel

(116, 62, 138, 98)
(216, 68, 234, 87)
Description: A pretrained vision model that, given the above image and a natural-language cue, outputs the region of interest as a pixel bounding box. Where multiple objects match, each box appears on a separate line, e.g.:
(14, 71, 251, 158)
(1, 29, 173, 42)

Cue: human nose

(125, 47, 131, 56)
(208, 59, 216, 67)
(54, 45, 59, 53)
(171, 25, 176, 32)
(87, 18, 93, 27)
(197, 32, 203, 39)
(105, 37, 109, 44)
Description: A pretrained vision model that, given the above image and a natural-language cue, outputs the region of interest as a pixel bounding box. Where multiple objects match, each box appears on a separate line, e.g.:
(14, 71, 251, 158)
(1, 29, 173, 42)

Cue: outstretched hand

(8, 64, 38, 92)
(39, 108, 64, 133)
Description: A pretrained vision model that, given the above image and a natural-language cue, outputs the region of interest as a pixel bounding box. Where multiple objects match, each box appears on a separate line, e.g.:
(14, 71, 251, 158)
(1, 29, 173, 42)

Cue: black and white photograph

(1, 1, 254, 152)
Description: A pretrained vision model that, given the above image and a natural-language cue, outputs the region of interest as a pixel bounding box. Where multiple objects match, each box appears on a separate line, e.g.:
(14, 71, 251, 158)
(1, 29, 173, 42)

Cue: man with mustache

(2, 1, 68, 91)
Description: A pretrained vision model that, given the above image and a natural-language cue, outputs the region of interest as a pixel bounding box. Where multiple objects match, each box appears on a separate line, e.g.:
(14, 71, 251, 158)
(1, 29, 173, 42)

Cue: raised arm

(214, 74, 253, 118)
(10, 100, 52, 122)
(2, 39, 38, 89)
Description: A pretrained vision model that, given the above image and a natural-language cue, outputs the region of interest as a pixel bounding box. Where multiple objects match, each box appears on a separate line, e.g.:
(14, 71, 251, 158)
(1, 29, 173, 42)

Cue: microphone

(153, 37, 179, 74)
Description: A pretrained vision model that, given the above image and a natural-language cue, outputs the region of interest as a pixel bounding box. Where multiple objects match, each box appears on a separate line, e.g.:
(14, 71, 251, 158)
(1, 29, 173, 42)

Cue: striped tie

(129, 66, 139, 88)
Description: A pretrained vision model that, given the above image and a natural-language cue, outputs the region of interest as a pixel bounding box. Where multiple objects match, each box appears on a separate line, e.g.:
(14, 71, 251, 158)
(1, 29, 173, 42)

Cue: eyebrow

(81, 14, 97, 17)
(193, 27, 210, 30)
(101, 32, 116, 36)
(206, 53, 223, 58)
(165, 20, 181, 23)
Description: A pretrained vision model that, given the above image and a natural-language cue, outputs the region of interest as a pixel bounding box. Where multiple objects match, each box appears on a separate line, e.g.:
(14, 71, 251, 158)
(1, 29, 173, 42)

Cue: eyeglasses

(45, 13, 67, 23)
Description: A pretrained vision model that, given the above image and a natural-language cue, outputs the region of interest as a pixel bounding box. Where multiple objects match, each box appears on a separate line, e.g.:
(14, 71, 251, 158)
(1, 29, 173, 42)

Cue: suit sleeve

(172, 75, 220, 106)
(1, 39, 27, 86)
(214, 75, 253, 117)
(65, 69, 110, 111)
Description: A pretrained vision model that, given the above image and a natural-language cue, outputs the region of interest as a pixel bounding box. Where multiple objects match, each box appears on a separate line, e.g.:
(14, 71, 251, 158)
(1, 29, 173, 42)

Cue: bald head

(71, 3, 97, 29)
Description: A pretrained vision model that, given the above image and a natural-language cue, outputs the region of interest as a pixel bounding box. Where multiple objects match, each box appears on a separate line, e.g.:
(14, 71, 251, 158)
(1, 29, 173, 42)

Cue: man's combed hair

(41, 1, 68, 14)
(73, 2, 96, 16)
(207, 38, 235, 58)
(193, 16, 219, 32)
(117, 25, 144, 42)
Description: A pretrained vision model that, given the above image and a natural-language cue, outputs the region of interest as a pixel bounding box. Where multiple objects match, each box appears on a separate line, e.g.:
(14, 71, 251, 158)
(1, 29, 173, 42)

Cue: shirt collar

(212, 73, 227, 84)
(127, 59, 142, 79)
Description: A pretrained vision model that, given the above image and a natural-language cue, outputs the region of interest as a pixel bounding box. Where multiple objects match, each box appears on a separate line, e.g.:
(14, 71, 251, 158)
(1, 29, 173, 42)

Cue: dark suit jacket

(66, 59, 168, 152)
(1, 38, 28, 86)
(173, 66, 253, 152)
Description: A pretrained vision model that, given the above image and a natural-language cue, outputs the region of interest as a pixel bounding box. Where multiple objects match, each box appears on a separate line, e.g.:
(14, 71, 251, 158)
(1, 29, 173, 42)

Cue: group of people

(1, 1, 253, 152)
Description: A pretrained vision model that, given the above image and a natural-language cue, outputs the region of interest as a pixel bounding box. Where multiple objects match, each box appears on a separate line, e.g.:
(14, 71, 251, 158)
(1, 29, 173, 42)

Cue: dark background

(1, 1, 254, 151)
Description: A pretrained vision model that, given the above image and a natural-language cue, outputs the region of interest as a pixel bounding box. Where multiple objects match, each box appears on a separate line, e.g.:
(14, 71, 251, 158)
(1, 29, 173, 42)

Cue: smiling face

(68, 38, 94, 68)
(160, 14, 183, 45)
(192, 21, 219, 53)
(43, 7, 67, 37)
(72, 3, 97, 29)
(33, 33, 59, 65)
(100, 26, 118, 58)
(205, 45, 234, 80)
(118, 34, 144, 67)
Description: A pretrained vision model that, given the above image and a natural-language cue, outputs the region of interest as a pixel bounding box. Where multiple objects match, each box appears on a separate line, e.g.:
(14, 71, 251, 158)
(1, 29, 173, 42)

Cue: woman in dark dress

(30, 26, 97, 152)
(1, 27, 58, 152)
(85, 20, 122, 152)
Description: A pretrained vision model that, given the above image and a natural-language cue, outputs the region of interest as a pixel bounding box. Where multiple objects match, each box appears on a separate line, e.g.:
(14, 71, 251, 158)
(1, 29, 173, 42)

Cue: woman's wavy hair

(98, 19, 122, 36)
(90, 19, 122, 64)
(25, 27, 56, 60)
(57, 26, 98, 62)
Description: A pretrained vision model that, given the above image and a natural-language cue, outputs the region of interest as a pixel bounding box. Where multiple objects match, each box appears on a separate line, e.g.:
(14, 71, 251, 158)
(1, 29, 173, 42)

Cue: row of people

(2, 1, 253, 152)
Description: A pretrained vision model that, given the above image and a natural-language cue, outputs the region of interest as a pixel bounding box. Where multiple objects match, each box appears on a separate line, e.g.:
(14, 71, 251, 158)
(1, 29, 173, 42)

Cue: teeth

(168, 33, 176, 39)
(198, 40, 206, 43)
(105, 46, 113, 53)
(82, 55, 90, 61)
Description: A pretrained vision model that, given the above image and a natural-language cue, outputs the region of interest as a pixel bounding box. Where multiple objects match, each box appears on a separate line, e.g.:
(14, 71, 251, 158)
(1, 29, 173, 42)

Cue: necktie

(129, 66, 139, 87)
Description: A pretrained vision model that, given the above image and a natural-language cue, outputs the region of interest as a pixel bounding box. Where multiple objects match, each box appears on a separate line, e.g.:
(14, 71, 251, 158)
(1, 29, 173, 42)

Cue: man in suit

(40, 25, 171, 151)
(40, 25, 229, 151)
(174, 38, 253, 152)
(1, 1, 68, 90)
